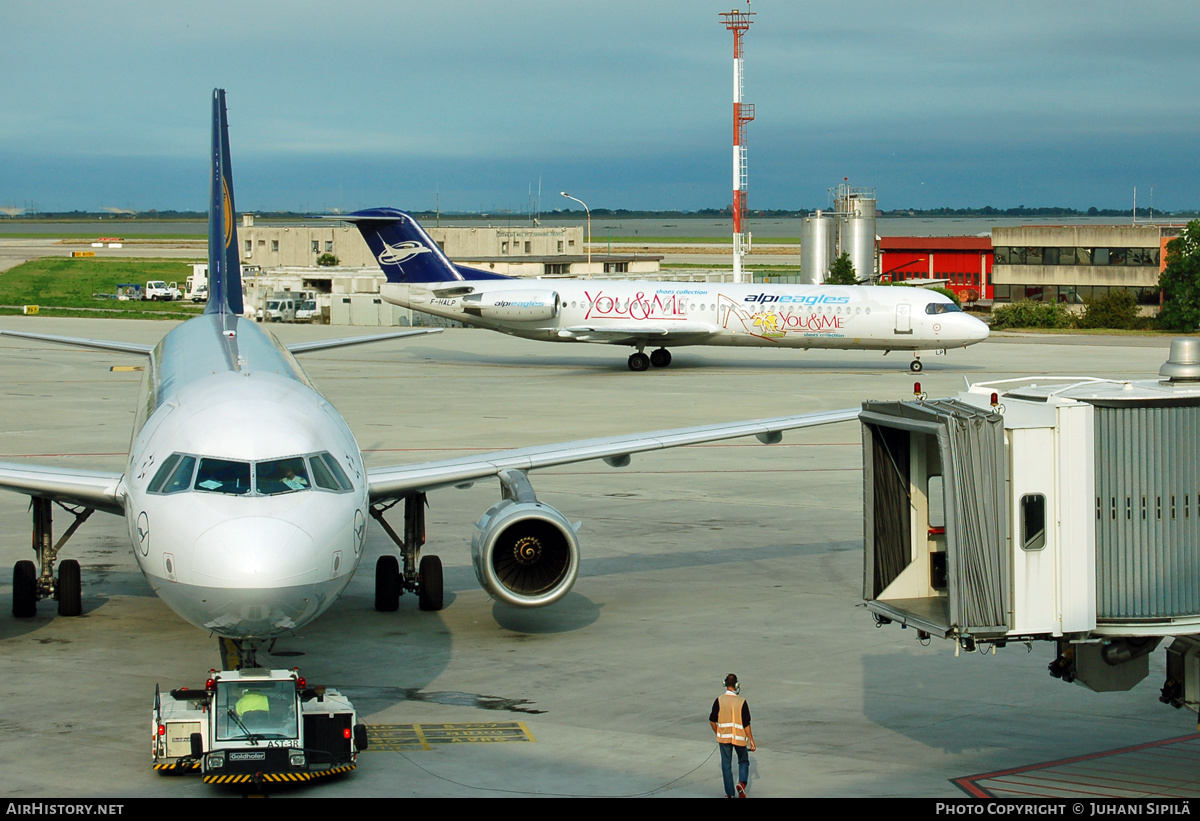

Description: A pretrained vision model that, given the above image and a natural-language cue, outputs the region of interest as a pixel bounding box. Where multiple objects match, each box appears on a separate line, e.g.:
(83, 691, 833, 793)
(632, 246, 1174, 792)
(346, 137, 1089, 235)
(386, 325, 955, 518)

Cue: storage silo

(800, 210, 836, 284)
(834, 184, 878, 282)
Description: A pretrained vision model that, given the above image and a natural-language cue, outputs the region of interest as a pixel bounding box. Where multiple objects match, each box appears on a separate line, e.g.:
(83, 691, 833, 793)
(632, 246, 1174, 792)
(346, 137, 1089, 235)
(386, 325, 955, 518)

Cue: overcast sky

(4, 1, 1198, 213)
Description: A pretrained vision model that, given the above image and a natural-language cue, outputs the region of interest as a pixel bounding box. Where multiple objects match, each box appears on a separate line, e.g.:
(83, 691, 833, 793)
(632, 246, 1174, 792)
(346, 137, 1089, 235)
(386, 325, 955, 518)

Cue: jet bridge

(862, 339, 1200, 709)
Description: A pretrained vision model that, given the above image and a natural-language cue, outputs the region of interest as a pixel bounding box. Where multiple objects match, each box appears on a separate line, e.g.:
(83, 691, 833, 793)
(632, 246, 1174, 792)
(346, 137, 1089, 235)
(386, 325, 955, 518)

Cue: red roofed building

(878, 236, 993, 304)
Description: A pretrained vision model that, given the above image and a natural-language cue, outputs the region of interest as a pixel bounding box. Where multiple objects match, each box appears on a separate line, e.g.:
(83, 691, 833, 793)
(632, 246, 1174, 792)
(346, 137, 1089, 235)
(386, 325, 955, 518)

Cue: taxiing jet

(336, 209, 990, 372)
(0, 90, 856, 665)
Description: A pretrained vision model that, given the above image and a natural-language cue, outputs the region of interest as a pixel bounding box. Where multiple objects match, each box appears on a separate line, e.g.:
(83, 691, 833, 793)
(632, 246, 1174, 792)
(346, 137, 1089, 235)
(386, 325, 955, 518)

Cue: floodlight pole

(560, 192, 591, 274)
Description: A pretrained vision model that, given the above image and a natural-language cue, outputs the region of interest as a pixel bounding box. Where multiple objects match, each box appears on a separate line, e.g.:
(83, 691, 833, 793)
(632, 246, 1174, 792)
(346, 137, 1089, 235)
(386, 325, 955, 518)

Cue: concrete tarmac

(0, 319, 1192, 798)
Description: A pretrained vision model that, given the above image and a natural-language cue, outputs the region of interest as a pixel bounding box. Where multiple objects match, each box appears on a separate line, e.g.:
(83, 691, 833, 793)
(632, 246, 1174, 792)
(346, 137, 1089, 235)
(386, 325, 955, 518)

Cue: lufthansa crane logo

(136, 511, 150, 556)
(378, 241, 431, 265)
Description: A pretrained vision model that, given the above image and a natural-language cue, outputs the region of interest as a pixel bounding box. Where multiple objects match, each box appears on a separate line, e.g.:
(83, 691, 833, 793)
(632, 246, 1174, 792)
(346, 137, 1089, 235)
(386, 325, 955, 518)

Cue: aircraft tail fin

(206, 89, 244, 316)
(337, 208, 510, 283)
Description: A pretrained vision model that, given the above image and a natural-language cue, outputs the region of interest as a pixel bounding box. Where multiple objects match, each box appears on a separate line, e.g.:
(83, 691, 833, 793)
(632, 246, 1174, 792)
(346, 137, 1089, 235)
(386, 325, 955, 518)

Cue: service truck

(152, 667, 368, 786)
(144, 280, 182, 301)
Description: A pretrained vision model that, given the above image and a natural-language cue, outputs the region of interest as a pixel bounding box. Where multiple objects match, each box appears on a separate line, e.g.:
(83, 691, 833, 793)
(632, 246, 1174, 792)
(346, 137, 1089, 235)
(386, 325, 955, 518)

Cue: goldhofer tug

(153, 668, 367, 786)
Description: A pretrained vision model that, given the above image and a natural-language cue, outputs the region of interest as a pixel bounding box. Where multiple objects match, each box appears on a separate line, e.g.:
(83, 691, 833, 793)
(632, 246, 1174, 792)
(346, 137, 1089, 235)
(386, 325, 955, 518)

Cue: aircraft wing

(286, 328, 442, 354)
(366, 407, 858, 501)
(0, 463, 125, 515)
(0, 329, 154, 356)
(555, 323, 720, 345)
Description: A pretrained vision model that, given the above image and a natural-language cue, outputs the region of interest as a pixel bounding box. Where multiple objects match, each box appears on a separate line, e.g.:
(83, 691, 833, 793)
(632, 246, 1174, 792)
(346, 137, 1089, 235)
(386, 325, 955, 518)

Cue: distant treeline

(5, 206, 1197, 220)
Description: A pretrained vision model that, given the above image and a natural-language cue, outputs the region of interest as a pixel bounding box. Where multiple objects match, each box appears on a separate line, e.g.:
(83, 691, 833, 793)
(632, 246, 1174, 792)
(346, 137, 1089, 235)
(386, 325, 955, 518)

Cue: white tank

(835, 189, 877, 282)
(800, 210, 836, 284)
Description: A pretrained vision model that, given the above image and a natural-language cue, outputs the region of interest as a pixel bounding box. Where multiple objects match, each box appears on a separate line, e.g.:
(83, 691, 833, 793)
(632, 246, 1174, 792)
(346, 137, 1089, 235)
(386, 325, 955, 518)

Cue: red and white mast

(720, 3, 754, 283)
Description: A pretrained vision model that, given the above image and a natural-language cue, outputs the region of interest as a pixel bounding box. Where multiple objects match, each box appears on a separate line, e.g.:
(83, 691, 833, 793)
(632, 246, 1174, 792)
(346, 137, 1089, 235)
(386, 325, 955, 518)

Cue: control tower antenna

(720, 2, 755, 284)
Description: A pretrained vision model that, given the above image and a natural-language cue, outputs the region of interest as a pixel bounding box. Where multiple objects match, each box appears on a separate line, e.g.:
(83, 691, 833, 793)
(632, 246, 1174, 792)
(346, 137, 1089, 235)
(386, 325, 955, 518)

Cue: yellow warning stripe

(201, 764, 355, 784)
(153, 761, 200, 773)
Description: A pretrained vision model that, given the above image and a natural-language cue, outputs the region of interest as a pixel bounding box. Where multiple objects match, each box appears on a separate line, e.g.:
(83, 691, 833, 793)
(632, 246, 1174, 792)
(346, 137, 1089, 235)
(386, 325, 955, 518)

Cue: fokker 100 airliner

(0, 90, 857, 666)
(335, 209, 990, 372)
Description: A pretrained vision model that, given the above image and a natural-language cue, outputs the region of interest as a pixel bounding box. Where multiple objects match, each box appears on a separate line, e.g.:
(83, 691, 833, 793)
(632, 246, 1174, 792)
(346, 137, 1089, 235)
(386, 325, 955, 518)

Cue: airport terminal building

(877, 223, 1184, 310)
(990, 223, 1179, 306)
(237, 216, 661, 278)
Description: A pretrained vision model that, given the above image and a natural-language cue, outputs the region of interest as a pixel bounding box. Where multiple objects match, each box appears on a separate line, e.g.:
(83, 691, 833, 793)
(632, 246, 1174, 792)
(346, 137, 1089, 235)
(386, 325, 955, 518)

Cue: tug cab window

(215, 679, 299, 742)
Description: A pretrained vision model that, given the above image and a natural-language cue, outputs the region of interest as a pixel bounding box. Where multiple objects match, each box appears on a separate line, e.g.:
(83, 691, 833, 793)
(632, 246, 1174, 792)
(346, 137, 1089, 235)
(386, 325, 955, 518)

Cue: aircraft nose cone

(968, 314, 991, 341)
(192, 517, 316, 587)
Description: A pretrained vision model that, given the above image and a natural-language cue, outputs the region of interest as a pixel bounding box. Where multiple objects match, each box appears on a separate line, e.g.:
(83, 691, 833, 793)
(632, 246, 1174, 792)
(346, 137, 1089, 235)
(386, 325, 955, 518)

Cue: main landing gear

(12, 497, 92, 618)
(370, 492, 444, 612)
(628, 348, 672, 372)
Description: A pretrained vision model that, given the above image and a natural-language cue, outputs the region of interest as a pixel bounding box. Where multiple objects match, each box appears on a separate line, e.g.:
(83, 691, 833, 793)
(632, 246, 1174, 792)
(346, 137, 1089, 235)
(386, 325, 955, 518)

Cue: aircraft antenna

(720, 3, 755, 284)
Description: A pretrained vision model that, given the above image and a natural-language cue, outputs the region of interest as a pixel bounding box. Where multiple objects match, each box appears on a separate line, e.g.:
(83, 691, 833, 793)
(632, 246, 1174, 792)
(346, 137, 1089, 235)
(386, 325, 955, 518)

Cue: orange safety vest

(716, 692, 749, 746)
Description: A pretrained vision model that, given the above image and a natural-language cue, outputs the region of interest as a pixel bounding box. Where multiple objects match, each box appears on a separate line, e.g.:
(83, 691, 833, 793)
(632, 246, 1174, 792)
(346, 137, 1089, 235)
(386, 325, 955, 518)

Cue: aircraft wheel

(13, 560, 37, 618)
(418, 555, 444, 612)
(375, 555, 401, 612)
(57, 559, 82, 617)
(910, 360, 923, 373)
(628, 353, 650, 372)
(649, 348, 672, 368)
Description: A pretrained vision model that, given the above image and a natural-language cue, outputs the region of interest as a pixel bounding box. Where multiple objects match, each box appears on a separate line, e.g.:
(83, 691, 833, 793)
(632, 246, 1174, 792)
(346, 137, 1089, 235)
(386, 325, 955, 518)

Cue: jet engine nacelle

(471, 498, 580, 608)
(464, 290, 561, 322)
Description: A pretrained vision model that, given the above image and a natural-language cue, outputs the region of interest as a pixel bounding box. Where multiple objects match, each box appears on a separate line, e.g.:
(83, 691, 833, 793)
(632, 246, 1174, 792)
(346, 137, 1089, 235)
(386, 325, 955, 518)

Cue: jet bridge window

(194, 458, 252, 495)
(1021, 493, 1047, 551)
(255, 457, 311, 495)
(928, 475, 945, 529)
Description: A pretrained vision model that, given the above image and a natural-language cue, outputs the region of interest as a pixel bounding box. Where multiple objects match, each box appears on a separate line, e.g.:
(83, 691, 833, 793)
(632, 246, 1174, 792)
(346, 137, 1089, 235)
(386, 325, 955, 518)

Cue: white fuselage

(123, 314, 368, 639)
(380, 279, 989, 352)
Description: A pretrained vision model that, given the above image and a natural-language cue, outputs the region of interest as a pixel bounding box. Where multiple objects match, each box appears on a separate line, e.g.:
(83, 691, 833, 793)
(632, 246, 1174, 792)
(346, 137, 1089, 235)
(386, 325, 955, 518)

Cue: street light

(560, 192, 591, 274)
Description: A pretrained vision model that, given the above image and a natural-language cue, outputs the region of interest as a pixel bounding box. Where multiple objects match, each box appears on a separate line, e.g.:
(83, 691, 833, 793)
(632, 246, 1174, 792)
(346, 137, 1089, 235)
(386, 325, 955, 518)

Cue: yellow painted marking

(110, 365, 145, 372)
(365, 722, 534, 752)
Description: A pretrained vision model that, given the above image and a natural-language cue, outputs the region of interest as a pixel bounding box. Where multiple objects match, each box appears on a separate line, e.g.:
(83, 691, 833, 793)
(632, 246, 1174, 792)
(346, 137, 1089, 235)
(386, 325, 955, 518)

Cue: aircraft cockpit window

(148, 454, 182, 493)
(194, 458, 252, 495)
(313, 452, 353, 492)
(308, 454, 341, 491)
(255, 457, 311, 495)
(925, 302, 963, 314)
(159, 455, 197, 495)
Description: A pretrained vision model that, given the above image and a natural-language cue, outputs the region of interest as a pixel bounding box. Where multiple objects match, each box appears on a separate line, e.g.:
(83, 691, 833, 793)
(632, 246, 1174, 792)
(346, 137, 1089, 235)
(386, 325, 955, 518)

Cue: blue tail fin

(338, 208, 510, 283)
(206, 89, 244, 316)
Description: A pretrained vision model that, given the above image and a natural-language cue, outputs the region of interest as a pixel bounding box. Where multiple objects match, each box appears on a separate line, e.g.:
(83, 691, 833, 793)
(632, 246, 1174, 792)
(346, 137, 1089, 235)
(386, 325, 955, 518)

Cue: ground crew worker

(709, 673, 756, 798)
(236, 687, 269, 716)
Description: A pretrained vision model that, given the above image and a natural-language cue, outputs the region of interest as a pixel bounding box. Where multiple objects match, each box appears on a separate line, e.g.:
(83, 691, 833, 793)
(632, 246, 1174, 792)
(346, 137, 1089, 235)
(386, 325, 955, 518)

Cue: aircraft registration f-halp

(336, 209, 990, 372)
(0, 90, 857, 664)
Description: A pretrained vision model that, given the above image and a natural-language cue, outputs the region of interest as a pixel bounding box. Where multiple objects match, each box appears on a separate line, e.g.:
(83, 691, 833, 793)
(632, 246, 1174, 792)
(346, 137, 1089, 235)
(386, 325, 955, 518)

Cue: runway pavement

(0, 319, 1193, 798)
